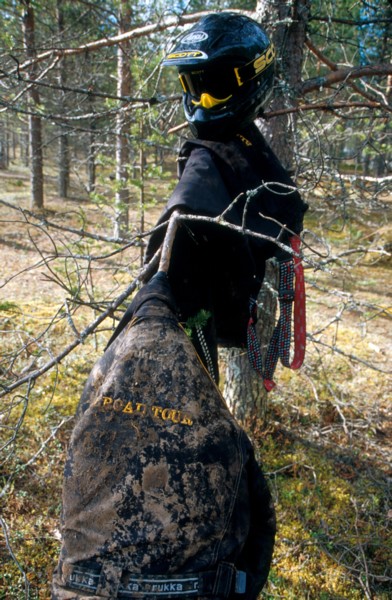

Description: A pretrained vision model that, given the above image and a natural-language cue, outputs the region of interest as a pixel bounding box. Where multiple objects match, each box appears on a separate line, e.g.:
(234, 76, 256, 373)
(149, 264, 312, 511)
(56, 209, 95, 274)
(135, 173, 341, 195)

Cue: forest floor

(0, 160, 391, 599)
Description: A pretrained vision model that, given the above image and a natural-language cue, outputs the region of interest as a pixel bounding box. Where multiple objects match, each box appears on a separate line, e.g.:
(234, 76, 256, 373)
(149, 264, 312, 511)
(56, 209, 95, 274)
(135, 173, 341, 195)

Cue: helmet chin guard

(162, 12, 275, 140)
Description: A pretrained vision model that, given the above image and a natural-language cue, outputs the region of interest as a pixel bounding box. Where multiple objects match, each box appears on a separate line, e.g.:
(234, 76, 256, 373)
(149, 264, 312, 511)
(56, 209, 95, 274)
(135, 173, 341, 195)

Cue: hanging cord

(247, 236, 306, 391)
(195, 325, 218, 381)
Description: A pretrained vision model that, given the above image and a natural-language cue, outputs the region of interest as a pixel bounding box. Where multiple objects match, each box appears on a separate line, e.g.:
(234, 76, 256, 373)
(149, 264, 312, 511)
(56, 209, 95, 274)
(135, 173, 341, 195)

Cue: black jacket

(146, 124, 307, 351)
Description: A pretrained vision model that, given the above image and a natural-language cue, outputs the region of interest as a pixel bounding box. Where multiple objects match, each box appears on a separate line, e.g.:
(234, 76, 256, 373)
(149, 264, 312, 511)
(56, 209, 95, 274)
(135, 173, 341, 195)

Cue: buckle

(279, 288, 295, 301)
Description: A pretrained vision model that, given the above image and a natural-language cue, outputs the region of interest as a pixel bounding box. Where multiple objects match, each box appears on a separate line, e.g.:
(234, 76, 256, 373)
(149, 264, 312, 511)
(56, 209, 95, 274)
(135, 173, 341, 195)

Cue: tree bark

(223, 259, 279, 426)
(139, 121, 145, 267)
(256, 0, 310, 171)
(58, 127, 70, 198)
(22, 0, 44, 210)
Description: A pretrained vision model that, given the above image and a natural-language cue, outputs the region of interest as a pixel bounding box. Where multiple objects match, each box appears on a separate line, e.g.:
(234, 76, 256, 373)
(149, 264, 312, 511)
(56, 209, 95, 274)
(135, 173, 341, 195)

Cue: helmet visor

(179, 66, 240, 101)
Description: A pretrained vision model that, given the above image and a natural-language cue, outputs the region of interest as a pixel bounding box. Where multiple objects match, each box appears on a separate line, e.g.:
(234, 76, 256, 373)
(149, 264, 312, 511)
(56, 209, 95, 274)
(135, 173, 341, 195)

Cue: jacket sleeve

(145, 146, 232, 265)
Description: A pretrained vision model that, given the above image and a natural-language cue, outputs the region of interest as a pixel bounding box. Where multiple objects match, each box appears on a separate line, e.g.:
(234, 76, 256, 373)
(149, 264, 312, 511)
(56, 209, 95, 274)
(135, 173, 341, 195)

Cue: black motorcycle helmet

(162, 12, 275, 140)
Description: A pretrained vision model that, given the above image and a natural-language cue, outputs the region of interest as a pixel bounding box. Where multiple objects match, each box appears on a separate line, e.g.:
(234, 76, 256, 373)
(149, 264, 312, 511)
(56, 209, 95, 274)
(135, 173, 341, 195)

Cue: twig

(0, 251, 160, 398)
(307, 334, 392, 374)
(0, 517, 30, 598)
(64, 298, 83, 341)
(167, 96, 392, 134)
(351, 499, 373, 600)
(23, 417, 73, 469)
(1, 209, 388, 400)
(0, 198, 136, 245)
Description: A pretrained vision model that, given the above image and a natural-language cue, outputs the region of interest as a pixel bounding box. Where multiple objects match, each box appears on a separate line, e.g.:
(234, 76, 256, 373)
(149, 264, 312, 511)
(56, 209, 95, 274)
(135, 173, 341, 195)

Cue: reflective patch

(119, 576, 199, 597)
(66, 567, 199, 597)
(66, 568, 100, 592)
(235, 571, 247, 594)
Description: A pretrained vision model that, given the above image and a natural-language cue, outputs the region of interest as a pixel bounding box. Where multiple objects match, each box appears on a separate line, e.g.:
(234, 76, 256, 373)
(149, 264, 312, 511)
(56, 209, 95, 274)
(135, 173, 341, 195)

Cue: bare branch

(23, 416, 73, 469)
(0, 198, 141, 245)
(307, 334, 392, 375)
(0, 263, 148, 398)
(158, 210, 181, 273)
(0, 517, 30, 596)
(169, 96, 392, 136)
(1, 11, 248, 79)
(300, 63, 392, 96)
(305, 36, 381, 104)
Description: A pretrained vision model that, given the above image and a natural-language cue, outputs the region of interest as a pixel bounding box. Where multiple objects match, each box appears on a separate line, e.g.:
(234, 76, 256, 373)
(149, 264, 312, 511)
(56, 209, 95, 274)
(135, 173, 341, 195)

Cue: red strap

(290, 236, 306, 370)
(263, 378, 276, 392)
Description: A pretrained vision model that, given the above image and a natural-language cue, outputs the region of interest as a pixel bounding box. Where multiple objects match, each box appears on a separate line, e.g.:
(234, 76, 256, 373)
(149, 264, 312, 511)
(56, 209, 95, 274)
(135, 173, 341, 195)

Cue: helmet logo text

(181, 31, 208, 44)
(165, 50, 208, 61)
(234, 44, 276, 87)
(253, 44, 276, 75)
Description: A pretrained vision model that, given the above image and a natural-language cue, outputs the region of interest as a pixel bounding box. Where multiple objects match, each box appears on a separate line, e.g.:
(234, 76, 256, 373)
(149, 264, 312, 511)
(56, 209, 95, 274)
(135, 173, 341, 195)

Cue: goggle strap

(234, 43, 275, 87)
(178, 74, 187, 93)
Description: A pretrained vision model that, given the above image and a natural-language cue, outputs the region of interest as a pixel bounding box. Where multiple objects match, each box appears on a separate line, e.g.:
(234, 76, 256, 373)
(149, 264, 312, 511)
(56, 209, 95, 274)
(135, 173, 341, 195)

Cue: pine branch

(1, 10, 246, 78)
(300, 63, 392, 96)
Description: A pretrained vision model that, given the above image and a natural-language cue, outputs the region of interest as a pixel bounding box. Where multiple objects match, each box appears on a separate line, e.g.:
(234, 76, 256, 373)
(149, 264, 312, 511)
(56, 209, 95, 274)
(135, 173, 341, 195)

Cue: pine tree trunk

(139, 121, 145, 267)
(0, 125, 7, 169)
(87, 95, 96, 193)
(29, 111, 44, 209)
(12, 130, 17, 160)
(22, 132, 29, 167)
(22, 0, 44, 210)
(87, 136, 96, 194)
(256, 0, 310, 170)
(58, 131, 70, 198)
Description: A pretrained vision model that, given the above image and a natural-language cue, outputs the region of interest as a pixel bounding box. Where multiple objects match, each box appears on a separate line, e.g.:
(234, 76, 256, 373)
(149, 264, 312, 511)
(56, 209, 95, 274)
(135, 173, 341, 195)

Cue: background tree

(56, 0, 70, 199)
(20, 0, 44, 209)
(113, 0, 133, 237)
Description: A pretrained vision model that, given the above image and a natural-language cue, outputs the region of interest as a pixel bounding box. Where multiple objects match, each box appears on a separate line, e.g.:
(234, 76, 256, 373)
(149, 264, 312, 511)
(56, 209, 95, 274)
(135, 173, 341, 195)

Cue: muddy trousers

(52, 560, 247, 600)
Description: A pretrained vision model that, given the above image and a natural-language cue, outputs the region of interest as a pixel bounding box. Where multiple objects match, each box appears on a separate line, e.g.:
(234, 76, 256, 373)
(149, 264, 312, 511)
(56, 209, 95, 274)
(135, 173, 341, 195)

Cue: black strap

(63, 561, 246, 598)
(263, 258, 295, 378)
(246, 257, 295, 391)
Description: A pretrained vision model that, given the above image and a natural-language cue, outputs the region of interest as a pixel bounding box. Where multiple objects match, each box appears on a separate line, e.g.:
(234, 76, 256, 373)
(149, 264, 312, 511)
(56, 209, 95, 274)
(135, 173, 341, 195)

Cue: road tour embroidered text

(100, 396, 193, 427)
